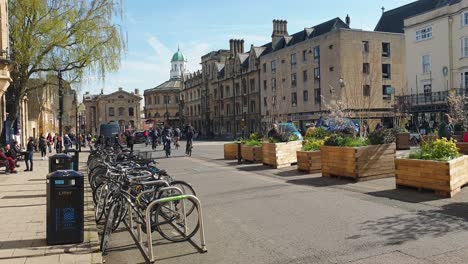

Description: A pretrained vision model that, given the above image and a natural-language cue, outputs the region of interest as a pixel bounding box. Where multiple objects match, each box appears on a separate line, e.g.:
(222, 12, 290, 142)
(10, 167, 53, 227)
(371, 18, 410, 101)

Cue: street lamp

(165, 96, 171, 122)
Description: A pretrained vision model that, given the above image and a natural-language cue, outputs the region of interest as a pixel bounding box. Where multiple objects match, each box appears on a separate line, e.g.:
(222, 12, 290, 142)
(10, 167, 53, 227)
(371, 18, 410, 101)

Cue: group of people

(0, 137, 35, 173)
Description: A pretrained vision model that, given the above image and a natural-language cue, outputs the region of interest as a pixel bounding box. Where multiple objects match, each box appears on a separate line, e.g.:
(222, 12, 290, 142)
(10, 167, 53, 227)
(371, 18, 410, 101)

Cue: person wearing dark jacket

(55, 136, 63, 153)
(25, 137, 34, 171)
(39, 134, 47, 160)
(267, 123, 280, 140)
(126, 132, 134, 152)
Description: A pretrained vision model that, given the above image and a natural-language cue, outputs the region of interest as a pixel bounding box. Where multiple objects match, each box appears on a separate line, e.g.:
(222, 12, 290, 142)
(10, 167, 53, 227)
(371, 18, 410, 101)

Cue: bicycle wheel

(155, 198, 200, 242)
(94, 184, 109, 223)
(167, 180, 196, 216)
(100, 202, 117, 255)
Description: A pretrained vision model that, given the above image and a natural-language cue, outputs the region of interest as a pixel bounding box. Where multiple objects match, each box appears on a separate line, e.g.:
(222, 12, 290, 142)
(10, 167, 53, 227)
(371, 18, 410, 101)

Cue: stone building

(27, 75, 77, 137)
(260, 18, 405, 131)
(376, 0, 468, 128)
(181, 70, 203, 132)
(83, 88, 142, 134)
(144, 49, 187, 128)
(0, 0, 12, 140)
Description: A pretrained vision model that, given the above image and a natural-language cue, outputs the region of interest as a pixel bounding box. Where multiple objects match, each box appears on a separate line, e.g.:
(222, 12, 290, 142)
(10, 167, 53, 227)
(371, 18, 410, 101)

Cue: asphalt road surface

(103, 141, 468, 264)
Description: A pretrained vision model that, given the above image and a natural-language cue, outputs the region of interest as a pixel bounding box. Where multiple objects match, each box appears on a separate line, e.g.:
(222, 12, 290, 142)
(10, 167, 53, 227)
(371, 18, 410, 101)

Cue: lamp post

(165, 95, 171, 123)
(58, 70, 64, 136)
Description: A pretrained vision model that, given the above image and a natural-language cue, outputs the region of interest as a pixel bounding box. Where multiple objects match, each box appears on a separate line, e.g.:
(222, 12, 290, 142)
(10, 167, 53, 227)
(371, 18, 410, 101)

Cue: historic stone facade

(0, 0, 11, 138)
(83, 88, 142, 134)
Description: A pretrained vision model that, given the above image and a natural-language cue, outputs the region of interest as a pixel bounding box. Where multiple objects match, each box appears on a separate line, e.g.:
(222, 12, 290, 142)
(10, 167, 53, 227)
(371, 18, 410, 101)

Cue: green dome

(171, 50, 185, 62)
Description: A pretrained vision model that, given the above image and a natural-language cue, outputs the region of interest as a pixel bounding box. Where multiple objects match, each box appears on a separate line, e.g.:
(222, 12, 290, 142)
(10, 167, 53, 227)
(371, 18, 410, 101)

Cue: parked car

(321, 118, 360, 134)
(278, 122, 303, 141)
(133, 131, 146, 144)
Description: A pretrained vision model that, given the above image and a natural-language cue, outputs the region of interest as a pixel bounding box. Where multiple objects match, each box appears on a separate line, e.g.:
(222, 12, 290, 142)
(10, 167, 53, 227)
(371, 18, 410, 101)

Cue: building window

(250, 79, 255, 92)
(226, 86, 230, 97)
(383, 85, 391, 100)
(422, 54, 431, 74)
(461, 72, 468, 89)
(118, 107, 125, 116)
(463, 12, 468, 26)
(313, 46, 320, 62)
(263, 63, 266, 72)
(156, 96, 160, 104)
(303, 90, 308, 102)
(302, 50, 307, 62)
(220, 86, 224, 98)
(363, 85, 370, 97)
(129, 107, 134, 116)
(291, 73, 297, 87)
(416, 26, 432, 41)
(148, 96, 152, 105)
(291, 53, 297, 66)
(272, 78, 276, 91)
(382, 42, 390, 57)
(314, 89, 321, 104)
(382, 64, 391, 79)
(303, 70, 308, 82)
(250, 101, 256, 113)
(314, 67, 320, 80)
(329, 67, 334, 72)
(363, 63, 370, 74)
(263, 80, 267, 90)
(271, 60, 276, 73)
(423, 83, 432, 95)
(263, 97, 267, 107)
(272, 96, 277, 106)
(109, 107, 115, 116)
(291, 92, 297, 106)
(461, 37, 468, 58)
(362, 41, 369, 53)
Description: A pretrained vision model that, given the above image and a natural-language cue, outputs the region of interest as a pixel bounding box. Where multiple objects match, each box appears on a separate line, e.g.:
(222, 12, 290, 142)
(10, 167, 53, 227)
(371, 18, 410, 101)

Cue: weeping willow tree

(7, 0, 126, 121)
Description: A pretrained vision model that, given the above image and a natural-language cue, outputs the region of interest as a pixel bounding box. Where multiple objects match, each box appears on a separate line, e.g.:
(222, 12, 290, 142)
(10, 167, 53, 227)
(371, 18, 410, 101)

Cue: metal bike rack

(123, 187, 207, 263)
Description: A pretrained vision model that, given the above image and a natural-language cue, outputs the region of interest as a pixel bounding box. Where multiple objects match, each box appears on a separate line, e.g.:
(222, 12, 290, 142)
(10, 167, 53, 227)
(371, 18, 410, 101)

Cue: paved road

(104, 141, 468, 264)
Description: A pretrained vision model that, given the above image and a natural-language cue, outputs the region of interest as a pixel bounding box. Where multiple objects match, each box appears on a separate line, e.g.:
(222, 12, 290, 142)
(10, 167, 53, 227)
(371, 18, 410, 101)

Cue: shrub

(408, 138, 461, 161)
(303, 138, 326, 151)
(305, 127, 329, 140)
(249, 133, 263, 142)
(324, 134, 368, 147)
(368, 128, 396, 145)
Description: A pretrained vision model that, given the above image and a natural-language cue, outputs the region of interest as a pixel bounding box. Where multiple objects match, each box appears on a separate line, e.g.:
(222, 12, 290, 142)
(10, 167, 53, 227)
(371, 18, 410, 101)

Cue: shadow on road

(365, 188, 442, 203)
(355, 202, 468, 245)
(286, 175, 353, 187)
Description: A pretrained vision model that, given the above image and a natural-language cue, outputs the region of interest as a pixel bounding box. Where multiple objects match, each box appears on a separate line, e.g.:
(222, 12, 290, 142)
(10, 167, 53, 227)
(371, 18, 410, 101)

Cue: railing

(396, 88, 468, 107)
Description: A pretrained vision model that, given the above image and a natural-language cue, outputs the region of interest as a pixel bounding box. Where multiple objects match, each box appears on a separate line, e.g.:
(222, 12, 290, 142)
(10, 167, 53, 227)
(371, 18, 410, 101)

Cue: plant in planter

(396, 138, 467, 197)
(297, 128, 330, 173)
(263, 129, 302, 168)
(321, 129, 396, 181)
(392, 127, 410, 150)
(241, 133, 263, 162)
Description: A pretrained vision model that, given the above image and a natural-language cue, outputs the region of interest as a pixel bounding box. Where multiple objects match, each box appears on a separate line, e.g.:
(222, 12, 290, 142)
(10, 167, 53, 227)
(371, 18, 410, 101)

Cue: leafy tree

(7, 0, 125, 121)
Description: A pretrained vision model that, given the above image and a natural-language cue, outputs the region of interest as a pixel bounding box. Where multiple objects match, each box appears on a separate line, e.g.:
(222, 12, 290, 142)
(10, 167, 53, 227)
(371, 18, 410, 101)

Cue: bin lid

(47, 170, 83, 179)
(64, 149, 79, 153)
(49, 153, 72, 159)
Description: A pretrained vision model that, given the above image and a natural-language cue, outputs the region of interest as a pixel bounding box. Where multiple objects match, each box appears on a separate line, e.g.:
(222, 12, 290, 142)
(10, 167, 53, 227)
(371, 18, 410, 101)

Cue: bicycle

(186, 139, 193, 157)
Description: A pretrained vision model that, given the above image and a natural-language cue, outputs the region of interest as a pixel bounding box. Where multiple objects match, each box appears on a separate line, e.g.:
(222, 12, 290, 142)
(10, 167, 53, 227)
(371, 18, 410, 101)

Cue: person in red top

(0, 147, 16, 174)
(463, 131, 468, 143)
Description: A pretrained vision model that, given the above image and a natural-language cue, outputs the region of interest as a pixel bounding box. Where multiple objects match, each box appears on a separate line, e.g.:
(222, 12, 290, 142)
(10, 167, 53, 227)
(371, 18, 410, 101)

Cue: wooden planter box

(297, 151, 321, 174)
(241, 144, 263, 163)
(321, 143, 396, 181)
(395, 156, 468, 198)
(396, 133, 410, 150)
(457, 142, 468, 155)
(262, 141, 302, 168)
(224, 143, 238, 160)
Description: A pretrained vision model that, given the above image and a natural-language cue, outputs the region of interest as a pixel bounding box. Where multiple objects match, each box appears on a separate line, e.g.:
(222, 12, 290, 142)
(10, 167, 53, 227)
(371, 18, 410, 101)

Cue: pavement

(0, 148, 101, 264)
(103, 141, 468, 264)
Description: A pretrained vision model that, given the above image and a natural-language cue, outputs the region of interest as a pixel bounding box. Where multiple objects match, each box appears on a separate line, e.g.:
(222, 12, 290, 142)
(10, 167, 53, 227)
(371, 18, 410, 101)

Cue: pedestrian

(267, 123, 281, 141)
(63, 134, 72, 151)
(24, 137, 34, 172)
(185, 124, 194, 156)
(39, 134, 47, 160)
(161, 122, 173, 158)
(375, 123, 383, 131)
(46, 133, 53, 153)
(438, 113, 454, 140)
(55, 136, 63, 153)
(0, 147, 17, 174)
(126, 132, 134, 152)
(144, 130, 149, 146)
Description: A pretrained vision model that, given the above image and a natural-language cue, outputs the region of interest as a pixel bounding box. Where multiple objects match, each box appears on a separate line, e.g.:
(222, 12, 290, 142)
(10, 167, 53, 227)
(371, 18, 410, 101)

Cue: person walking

(46, 133, 53, 153)
(185, 124, 194, 156)
(55, 136, 63, 153)
(126, 132, 134, 152)
(39, 134, 47, 160)
(63, 134, 72, 151)
(161, 123, 173, 158)
(439, 113, 454, 140)
(24, 137, 34, 172)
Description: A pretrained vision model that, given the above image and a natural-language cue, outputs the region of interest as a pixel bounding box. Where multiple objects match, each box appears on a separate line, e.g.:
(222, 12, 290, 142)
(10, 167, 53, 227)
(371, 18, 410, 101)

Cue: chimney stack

(240, 39, 244, 53)
(230, 39, 234, 55)
(272, 19, 288, 49)
(135, 88, 139, 95)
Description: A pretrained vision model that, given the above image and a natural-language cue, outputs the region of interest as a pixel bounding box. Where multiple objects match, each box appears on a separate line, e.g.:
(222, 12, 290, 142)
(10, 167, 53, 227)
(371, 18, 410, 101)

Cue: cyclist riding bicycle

(173, 127, 181, 149)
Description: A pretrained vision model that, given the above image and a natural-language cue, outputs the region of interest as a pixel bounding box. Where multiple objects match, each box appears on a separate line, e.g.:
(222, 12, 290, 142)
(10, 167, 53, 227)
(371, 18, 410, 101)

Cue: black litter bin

(64, 149, 79, 171)
(49, 154, 72, 173)
(46, 170, 84, 245)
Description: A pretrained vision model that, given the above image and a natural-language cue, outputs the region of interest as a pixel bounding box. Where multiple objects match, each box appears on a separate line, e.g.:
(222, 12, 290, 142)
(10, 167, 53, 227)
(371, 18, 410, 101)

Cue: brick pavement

(0, 149, 101, 264)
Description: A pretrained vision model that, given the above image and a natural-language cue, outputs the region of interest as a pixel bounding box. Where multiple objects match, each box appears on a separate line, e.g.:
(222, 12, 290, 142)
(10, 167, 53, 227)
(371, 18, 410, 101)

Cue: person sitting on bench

(0, 147, 17, 174)
(5, 144, 19, 168)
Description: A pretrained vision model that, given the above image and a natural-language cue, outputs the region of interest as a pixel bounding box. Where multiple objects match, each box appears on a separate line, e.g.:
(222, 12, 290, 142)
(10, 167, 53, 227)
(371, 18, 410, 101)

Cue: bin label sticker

(55, 180, 65, 185)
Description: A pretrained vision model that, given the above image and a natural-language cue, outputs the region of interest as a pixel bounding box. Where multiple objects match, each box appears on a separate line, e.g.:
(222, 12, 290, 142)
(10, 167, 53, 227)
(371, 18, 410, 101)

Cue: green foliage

(241, 134, 263, 147)
(8, 0, 125, 120)
(249, 133, 263, 141)
(408, 138, 461, 161)
(303, 139, 325, 151)
(324, 134, 368, 147)
(305, 127, 329, 140)
(368, 128, 396, 145)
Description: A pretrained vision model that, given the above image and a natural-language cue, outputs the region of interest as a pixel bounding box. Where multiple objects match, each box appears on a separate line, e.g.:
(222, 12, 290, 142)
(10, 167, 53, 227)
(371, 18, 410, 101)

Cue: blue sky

(80, 0, 413, 96)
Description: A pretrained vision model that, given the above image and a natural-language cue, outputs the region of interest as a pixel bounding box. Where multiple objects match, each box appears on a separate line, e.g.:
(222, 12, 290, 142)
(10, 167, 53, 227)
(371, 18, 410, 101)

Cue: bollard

(237, 140, 242, 164)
